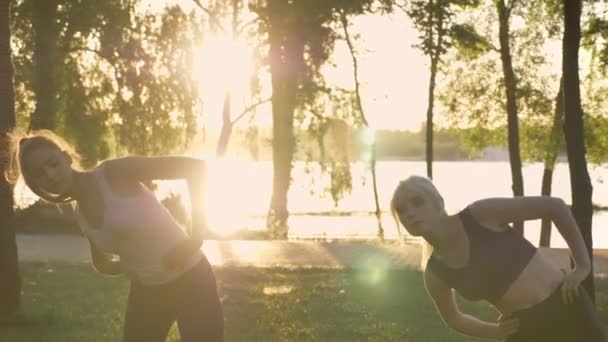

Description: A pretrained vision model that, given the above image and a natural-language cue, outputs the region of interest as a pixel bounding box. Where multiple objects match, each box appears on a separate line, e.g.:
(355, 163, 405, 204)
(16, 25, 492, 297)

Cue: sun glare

(193, 36, 254, 106)
(155, 158, 270, 238)
(361, 127, 376, 145)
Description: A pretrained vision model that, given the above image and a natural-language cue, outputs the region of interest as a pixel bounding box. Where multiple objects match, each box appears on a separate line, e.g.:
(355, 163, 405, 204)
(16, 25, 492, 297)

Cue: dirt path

(16, 234, 608, 275)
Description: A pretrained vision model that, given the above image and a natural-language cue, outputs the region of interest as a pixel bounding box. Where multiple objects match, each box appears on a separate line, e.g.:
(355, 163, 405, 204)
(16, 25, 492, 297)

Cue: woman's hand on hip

(561, 267, 589, 304)
(495, 315, 520, 339)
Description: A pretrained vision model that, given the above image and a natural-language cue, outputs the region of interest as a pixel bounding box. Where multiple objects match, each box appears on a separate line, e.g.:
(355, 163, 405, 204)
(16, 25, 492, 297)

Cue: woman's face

(393, 186, 441, 236)
(23, 145, 75, 196)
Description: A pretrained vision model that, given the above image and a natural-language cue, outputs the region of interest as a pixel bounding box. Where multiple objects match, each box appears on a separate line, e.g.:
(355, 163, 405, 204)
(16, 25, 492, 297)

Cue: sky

(143, 1, 431, 132)
(324, 12, 429, 131)
(138, 1, 605, 134)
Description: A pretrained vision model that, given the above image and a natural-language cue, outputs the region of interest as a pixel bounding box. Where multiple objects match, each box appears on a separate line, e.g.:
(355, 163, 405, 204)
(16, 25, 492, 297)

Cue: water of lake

(155, 160, 608, 248)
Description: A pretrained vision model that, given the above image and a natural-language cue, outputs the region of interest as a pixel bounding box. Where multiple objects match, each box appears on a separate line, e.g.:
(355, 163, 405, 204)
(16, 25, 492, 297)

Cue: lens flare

(357, 254, 390, 285)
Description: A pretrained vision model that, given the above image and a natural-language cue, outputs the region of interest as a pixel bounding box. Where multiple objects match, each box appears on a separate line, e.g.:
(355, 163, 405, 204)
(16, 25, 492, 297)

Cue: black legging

(505, 286, 606, 342)
(123, 256, 224, 342)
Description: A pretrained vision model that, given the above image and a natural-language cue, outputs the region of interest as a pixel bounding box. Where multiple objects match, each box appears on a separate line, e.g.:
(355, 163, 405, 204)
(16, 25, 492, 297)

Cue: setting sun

(193, 36, 256, 128)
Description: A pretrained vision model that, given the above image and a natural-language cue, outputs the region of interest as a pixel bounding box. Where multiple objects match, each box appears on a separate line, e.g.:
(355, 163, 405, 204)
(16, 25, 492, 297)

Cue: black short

(123, 256, 224, 342)
(505, 286, 606, 342)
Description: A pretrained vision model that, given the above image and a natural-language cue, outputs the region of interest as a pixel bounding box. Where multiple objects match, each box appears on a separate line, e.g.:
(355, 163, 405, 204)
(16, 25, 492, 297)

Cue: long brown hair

(5, 129, 82, 203)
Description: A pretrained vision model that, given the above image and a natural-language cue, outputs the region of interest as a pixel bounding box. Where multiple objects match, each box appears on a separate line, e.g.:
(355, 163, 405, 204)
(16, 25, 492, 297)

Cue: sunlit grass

(4, 263, 607, 341)
(263, 285, 295, 295)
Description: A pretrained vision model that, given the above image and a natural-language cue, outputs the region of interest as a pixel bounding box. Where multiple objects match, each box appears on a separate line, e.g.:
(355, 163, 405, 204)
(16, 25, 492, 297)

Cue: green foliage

(581, 4, 608, 165)
(450, 23, 492, 58)
(249, 0, 393, 211)
(521, 0, 562, 39)
(519, 120, 557, 162)
(12, 0, 131, 165)
(406, 0, 480, 59)
(250, 0, 388, 107)
(585, 114, 608, 164)
(11, 1, 202, 165)
(457, 126, 505, 157)
(300, 87, 359, 205)
(109, 6, 201, 156)
(583, 6, 608, 73)
(439, 56, 506, 132)
(438, 0, 566, 162)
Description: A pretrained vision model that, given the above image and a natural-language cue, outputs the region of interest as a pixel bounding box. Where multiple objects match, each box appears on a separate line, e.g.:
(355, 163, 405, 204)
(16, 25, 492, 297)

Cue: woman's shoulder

(463, 198, 512, 221)
(93, 158, 144, 196)
(94, 157, 135, 179)
(462, 199, 514, 232)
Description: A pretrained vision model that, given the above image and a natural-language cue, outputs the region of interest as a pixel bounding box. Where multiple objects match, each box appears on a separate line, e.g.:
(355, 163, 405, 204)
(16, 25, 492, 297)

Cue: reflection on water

(155, 160, 608, 248)
(15, 160, 607, 247)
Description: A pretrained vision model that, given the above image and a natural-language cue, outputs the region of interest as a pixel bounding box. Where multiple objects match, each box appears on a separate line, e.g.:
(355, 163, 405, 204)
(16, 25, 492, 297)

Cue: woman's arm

(470, 196, 592, 303)
(89, 240, 122, 276)
(469, 196, 591, 275)
(103, 156, 207, 268)
(424, 270, 519, 339)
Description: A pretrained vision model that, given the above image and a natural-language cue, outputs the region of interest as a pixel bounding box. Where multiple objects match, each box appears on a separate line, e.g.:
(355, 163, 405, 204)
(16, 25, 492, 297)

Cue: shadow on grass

(2, 263, 607, 342)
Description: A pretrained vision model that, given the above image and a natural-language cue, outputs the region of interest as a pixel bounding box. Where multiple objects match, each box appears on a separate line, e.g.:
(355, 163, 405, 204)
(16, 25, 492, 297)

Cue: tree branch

(394, 1, 408, 13)
(65, 47, 118, 71)
(230, 96, 271, 125)
(237, 17, 260, 35)
(307, 106, 326, 120)
(340, 10, 368, 127)
(191, 0, 227, 33)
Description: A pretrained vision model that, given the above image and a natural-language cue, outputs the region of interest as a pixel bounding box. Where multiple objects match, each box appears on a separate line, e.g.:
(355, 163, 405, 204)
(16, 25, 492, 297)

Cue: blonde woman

(7, 130, 223, 342)
(391, 175, 606, 341)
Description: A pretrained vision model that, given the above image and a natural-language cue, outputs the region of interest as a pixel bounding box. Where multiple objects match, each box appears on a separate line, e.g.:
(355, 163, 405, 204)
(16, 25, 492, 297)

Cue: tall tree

(526, 0, 563, 247)
(581, 3, 608, 165)
(440, 1, 563, 216)
(11, 2, 202, 164)
(252, 0, 392, 238)
(405, 0, 477, 179)
(263, 0, 305, 239)
(495, 0, 524, 234)
(0, 0, 21, 321)
(215, 0, 240, 158)
(339, 10, 384, 240)
(539, 79, 563, 246)
(29, 0, 59, 130)
(562, 0, 595, 302)
(191, 0, 269, 158)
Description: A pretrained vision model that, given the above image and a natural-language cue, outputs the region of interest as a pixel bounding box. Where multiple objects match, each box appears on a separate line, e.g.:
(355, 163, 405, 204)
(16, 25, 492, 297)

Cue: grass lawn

(1, 263, 607, 342)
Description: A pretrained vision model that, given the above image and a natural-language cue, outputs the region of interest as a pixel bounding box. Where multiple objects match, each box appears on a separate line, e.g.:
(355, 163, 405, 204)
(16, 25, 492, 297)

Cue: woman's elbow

(440, 312, 461, 331)
(92, 260, 123, 276)
(444, 313, 475, 336)
(547, 197, 570, 219)
(549, 196, 567, 209)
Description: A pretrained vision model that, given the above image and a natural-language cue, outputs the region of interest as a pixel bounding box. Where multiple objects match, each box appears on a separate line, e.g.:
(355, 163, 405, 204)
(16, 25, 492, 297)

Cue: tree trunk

(0, 0, 21, 317)
(30, 0, 59, 131)
(340, 11, 383, 239)
(215, 0, 239, 158)
(215, 90, 232, 157)
(497, 0, 524, 234)
(266, 0, 300, 239)
(426, 56, 437, 179)
(370, 145, 384, 240)
(425, 0, 437, 180)
(562, 0, 595, 302)
(539, 80, 564, 247)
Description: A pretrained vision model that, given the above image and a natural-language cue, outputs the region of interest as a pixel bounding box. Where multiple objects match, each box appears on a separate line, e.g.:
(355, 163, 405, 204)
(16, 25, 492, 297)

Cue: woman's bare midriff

(495, 250, 565, 314)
